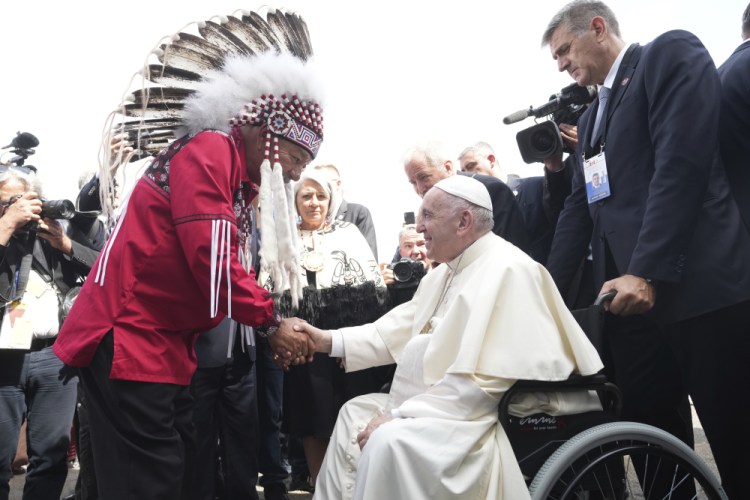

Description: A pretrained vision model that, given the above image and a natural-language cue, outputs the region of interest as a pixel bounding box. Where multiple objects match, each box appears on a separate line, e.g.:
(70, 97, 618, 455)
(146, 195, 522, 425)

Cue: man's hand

(559, 124, 579, 152)
(543, 125, 579, 173)
(36, 218, 73, 255)
(109, 133, 134, 174)
(267, 317, 312, 369)
(379, 262, 395, 285)
(0, 192, 41, 245)
(293, 322, 333, 354)
(1, 192, 41, 229)
(600, 274, 656, 316)
(357, 413, 393, 450)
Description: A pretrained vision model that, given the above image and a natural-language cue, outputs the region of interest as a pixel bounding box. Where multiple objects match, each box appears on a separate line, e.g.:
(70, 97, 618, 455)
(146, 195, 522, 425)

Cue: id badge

(583, 152, 611, 203)
(0, 300, 34, 350)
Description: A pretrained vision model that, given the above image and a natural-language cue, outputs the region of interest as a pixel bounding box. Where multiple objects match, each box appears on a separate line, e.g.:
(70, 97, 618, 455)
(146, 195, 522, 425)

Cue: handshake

(266, 317, 331, 370)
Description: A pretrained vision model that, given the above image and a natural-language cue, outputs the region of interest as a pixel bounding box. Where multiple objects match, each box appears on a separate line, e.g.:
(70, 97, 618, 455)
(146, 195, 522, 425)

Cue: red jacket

(54, 129, 275, 385)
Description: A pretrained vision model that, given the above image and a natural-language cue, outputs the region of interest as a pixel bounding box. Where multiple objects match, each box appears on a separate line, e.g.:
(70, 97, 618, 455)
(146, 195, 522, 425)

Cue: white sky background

(0, 0, 745, 260)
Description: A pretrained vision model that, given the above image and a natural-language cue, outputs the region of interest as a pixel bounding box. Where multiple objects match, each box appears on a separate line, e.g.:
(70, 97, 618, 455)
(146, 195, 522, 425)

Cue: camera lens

(530, 128, 557, 155)
(392, 261, 414, 282)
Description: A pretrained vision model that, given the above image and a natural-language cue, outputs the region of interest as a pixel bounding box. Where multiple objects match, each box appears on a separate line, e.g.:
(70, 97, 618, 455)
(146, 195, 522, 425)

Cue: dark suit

(547, 31, 750, 498)
(457, 171, 529, 253)
(335, 200, 378, 260)
(718, 40, 750, 233)
(515, 164, 574, 266)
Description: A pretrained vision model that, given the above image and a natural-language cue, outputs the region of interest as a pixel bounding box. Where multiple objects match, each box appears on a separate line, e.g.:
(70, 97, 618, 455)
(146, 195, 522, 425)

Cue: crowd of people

(1, 1, 749, 499)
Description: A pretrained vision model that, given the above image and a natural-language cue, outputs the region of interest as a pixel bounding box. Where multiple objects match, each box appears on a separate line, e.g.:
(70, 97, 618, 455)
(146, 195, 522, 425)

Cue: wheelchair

(499, 293, 727, 499)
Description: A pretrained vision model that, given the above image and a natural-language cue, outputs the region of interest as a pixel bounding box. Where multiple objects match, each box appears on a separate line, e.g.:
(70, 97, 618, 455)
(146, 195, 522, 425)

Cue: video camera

(503, 83, 596, 164)
(1, 131, 39, 168)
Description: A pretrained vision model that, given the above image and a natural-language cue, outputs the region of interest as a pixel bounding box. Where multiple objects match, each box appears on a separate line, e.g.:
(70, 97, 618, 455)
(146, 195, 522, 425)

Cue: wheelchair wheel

(528, 422, 727, 500)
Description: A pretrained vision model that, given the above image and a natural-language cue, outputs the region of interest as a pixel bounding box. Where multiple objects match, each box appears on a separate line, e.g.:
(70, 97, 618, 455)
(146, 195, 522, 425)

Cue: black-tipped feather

(146, 64, 203, 89)
(267, 11, 313, 60)
(198, 20, 252, 57)
(157, 43, 224, 75)
(241, 11, 283, 54)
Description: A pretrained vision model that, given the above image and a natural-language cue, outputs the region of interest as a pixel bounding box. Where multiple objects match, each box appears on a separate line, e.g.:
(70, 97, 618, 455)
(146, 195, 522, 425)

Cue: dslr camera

(1, 133, 77, 228)
(504, 83, 596, 164)
(388, 257, 427, 290)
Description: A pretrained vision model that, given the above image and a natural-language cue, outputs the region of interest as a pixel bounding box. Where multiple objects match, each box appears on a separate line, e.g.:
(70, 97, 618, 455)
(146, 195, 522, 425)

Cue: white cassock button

(347, 484, 353, 490)
(351, 438, 357, 444)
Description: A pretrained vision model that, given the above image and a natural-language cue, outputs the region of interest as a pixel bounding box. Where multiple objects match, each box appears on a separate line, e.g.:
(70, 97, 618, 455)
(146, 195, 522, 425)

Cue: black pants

(73, 383, 98, 500)
(189, 353, 259, 500)
(603, 314, 695, 499)
(79, 332, 195, 500)
(603, 314, 694, 445)
(668, 300, 750, 500)
(256, 338, 288, 489)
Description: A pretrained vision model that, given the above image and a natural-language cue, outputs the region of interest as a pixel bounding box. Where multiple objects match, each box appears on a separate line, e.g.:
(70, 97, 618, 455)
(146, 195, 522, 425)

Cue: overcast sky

(1, 0, 745, 259)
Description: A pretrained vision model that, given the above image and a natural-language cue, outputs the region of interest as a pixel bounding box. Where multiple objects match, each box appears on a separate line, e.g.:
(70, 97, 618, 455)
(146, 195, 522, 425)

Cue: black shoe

(288, 475, 315, 493)
(264, 483, 290, 500)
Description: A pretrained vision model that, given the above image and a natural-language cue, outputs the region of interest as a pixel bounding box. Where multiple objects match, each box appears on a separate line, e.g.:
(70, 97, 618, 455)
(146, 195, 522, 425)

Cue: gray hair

(313, 163, 341, 180)
(0, 167, 44, 197)
(402, 142, 448, 171)
(442, 192, 494, 234)
(542, 0, 621, 47)
(457, 141, 495, 163)
(743, 2, 750, 39)
(398, 224, 418, 241)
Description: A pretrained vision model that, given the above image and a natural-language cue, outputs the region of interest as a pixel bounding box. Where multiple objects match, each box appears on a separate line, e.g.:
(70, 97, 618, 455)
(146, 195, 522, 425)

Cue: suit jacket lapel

(605, 44, 641, 123)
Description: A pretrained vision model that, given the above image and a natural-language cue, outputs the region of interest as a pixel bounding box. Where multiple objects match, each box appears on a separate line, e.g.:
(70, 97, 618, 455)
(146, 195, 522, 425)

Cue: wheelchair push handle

(593, 290, 617, 306)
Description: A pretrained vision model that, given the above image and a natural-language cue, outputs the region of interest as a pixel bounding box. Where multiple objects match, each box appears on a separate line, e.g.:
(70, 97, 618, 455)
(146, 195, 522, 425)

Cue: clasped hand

(268, 317, 314, 369)
(600, 274, 655, 316)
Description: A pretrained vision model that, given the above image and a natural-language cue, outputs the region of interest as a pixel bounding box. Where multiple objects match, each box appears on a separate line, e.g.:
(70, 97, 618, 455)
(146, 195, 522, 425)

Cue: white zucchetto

(433, 175, 493, 212)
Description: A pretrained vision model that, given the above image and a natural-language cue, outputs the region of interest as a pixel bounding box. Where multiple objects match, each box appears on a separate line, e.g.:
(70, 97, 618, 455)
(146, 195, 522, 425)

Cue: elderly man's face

(550, 22, 605, 86)
(416, 189, 462, 263)
(277, 139, 313, 182)
(459, 151, 495, 177)
(404, 156, 451, 198)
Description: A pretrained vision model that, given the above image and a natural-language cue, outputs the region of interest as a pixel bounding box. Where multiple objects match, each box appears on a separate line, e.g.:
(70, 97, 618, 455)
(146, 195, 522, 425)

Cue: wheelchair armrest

(498, 372, 622, 423)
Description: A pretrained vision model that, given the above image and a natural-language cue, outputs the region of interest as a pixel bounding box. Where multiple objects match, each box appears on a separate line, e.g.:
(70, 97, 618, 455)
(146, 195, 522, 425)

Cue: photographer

(0, 165, 100, 500)
(380, 224, 431, 307)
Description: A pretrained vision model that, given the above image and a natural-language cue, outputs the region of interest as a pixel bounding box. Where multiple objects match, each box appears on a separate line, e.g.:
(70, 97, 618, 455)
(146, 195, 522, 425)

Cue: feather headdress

(99, 7, 325, 307)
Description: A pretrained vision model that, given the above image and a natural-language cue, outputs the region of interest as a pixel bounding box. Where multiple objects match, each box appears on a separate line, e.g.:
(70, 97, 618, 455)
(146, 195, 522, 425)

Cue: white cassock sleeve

(331, 325, 398, 369)
(393, 373, 514, 421)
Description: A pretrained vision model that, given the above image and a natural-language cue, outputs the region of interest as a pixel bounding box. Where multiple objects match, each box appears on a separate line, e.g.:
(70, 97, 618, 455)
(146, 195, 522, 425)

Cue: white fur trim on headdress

(180, 52, 325, 139)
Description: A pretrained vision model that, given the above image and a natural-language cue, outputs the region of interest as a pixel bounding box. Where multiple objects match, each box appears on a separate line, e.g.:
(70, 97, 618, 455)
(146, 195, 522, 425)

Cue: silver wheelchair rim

(528, 421, 727, 500)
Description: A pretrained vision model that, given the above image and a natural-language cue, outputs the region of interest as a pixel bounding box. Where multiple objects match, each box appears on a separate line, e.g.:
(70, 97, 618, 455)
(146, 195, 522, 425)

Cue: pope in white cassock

(295, 175, 604, 500)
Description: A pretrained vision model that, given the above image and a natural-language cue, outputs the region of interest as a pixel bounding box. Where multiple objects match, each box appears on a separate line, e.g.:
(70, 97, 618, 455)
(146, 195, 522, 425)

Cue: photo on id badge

(584, 152, 611, 203)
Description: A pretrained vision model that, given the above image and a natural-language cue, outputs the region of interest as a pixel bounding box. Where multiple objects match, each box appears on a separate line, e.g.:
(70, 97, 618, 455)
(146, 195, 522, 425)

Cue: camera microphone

(503, 85, 596, 125)
(502, 109, 532, 125)
(1, 132, 39, 150)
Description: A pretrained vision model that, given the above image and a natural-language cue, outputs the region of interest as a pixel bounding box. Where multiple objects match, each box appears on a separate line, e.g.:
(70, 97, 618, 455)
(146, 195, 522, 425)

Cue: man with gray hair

(457, 141, 507, 181)
(403, 142, 529, 253)
(295, 175, 603, 499)
(543, 1, 750, 497)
